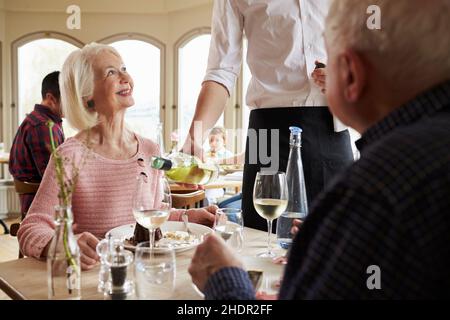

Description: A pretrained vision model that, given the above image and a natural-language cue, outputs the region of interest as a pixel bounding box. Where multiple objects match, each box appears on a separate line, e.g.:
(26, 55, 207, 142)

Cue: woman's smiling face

(91, 50, 135, 114)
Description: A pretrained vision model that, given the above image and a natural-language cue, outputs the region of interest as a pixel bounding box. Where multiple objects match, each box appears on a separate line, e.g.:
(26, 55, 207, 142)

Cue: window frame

(173, 27, 211, 134)
(11, 31, 84, 134)
(0, 40, 3, 143)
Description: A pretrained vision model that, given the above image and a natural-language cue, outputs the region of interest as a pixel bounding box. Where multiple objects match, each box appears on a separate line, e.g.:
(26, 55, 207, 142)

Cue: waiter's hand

(312, 60, 327, 94)
(181, 137, 205, 161)
(178, 138, 206, 189)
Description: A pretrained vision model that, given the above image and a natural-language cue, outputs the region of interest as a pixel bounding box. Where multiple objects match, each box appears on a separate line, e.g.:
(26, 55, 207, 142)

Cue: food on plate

(163, 230, 196, 243)
(220, 164, 244, 173)
(128, 223, 162, 245)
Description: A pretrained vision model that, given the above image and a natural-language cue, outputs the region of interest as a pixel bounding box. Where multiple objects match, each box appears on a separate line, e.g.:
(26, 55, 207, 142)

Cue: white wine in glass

(253, 171, 288, 258)
(253, 199, 288, 221)
(132, 172, 171, 248)
(133, 209, 170, 230)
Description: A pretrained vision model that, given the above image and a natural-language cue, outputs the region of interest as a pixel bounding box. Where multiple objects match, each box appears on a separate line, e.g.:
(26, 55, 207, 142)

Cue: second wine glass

(132, 172, 171, 248)
(253, 171, 288, 258)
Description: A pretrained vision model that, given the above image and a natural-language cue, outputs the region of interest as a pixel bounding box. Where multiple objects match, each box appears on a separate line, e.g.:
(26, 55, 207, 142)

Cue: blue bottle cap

(289, 126, 303, 134)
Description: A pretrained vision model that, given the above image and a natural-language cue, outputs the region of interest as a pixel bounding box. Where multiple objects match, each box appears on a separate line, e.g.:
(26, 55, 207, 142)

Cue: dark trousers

(242, 107, 354, 231)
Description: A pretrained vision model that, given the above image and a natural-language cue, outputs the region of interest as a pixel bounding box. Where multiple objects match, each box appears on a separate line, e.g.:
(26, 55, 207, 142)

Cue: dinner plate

(105, 221, 213, 253)
(220, 164, 244, 174)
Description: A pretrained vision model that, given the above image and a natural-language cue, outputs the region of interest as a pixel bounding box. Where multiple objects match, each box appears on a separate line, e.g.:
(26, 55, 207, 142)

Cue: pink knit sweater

(18, 135, 184, 258)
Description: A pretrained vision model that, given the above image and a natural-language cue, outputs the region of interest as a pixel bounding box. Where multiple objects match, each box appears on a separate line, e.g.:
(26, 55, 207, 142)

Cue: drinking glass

(132, 172, 171, 248)
(214, 208, 244, 252)
(134, 242, 176, 300)
(253, 171, 288, 258)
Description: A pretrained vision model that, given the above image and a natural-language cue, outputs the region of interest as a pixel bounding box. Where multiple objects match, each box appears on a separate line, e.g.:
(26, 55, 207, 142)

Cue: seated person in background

(18, 43, 217, 270)
(204, 127, 233, 204)
(205, 127, 233, 161)
(9, 71, 64, 216)
(189, 0, 450, 299)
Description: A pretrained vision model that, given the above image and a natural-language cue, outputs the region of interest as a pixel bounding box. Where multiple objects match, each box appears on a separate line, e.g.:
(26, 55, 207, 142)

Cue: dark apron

(242, 107, 354, 231)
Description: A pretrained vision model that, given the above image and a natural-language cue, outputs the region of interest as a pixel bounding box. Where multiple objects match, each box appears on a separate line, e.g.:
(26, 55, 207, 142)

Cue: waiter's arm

(182, 81, 229, 157)
(181, 0, 243, 158)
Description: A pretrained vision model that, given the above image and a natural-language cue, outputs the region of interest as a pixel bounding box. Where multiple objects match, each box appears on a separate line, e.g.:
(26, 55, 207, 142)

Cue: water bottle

(276, 126, 308, 249)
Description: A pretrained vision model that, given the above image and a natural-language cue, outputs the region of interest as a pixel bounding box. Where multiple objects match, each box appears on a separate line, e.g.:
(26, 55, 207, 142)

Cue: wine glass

(213, 208, 244, 252)
(253, 171, 288, 258)
(132, 172, 171, 248)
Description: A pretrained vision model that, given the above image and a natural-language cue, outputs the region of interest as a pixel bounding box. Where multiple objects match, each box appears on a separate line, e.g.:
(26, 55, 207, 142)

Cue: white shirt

(204, 0, 347, 131)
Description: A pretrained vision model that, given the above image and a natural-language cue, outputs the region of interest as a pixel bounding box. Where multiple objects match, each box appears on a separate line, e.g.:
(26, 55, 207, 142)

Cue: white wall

(0, 0, 216, 149)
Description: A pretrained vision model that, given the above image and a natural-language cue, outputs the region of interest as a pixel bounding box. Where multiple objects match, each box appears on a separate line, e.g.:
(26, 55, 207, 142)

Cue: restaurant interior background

(0, 0, 359, 241)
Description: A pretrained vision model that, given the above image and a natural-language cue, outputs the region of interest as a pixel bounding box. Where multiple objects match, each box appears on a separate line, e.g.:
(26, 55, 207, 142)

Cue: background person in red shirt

(9, 71, 64, 217)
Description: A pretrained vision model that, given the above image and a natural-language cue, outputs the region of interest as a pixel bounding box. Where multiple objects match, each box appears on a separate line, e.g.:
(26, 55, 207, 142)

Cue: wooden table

(0, 153, 9, 165)
(170, 176, 243, 194)
(0, 153, 9, 180)
(0, 227, 285, 300)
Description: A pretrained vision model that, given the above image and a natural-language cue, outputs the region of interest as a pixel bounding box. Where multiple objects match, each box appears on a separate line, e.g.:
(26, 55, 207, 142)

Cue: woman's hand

(75, 232, 100, 271)
(186, 205, 218, 227)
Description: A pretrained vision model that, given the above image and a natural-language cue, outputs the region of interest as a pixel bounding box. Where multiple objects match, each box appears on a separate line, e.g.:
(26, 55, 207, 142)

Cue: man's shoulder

(367, 112, 450, 162)
(23, 109, 52, 128)
(347, 115, 450, 194)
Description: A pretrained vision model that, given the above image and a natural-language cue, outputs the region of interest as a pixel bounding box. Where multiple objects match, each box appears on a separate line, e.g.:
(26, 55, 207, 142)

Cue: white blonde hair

(325, 0, 450, 88)
(60, 43, 121, 131)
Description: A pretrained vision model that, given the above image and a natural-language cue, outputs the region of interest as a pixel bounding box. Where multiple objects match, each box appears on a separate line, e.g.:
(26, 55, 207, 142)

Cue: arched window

(12, 32, 83, 137)
(101, 34, 165, 142)
(175, 29, 224, 148)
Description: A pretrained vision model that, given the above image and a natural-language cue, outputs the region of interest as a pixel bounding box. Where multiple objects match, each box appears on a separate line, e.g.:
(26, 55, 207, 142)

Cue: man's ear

(338, 49, 367, 103)
(45, 93, 57, 105)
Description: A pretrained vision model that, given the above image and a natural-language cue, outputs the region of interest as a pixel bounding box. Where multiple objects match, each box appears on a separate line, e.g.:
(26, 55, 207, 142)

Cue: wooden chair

(10, 179, 40, 258)
(13, 179, 40, 196)
(171, 190, 205, 209)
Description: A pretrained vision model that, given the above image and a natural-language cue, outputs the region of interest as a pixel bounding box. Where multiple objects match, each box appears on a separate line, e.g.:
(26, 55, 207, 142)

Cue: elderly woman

(18, 43, 216, 270)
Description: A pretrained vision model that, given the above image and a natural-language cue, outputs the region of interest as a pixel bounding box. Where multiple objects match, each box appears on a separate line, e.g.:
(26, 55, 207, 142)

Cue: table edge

(0, 276, 27, 300)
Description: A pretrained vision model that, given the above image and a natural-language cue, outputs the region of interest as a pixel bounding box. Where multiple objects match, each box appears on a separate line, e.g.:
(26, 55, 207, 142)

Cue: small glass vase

(47, 205, 81, 300)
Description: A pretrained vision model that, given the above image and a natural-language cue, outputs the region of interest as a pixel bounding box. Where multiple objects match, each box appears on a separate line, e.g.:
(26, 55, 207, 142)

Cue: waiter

(182, 0, 354, 231)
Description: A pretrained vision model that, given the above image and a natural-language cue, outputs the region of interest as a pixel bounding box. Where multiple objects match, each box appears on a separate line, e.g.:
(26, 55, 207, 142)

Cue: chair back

(13, 179, 40, 195)
(11, 179, 39, 258)
(171, 190, 205, 209)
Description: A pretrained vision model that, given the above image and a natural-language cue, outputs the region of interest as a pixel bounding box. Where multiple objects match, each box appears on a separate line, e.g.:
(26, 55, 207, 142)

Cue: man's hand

(312, 60, 327, 94)
(186, 205, 218, 228)
(290, 219, 303, 236)
(75, 232, 100, 271)
(188, 234, 244, 292)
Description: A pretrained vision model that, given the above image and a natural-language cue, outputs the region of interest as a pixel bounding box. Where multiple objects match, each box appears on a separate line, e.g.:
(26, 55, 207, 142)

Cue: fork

(181, 211, 194, 237)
